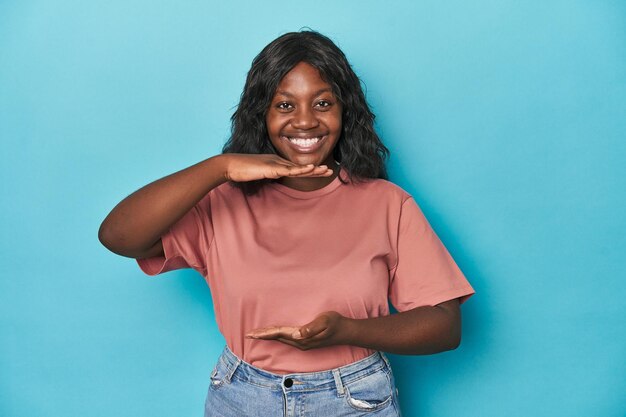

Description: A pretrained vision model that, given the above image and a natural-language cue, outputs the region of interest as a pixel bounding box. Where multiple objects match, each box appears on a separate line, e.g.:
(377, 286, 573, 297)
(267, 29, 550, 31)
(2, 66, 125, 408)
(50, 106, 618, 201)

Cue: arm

(246, 299, 462, 355)
(343, 299, 461, 354)
(98, 154, 333, 259)
(98, 154, 230, 258)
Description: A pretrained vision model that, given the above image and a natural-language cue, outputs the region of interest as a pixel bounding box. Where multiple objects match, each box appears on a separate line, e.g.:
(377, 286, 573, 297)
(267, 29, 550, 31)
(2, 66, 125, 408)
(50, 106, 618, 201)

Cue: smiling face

(266, 62, 342, 168)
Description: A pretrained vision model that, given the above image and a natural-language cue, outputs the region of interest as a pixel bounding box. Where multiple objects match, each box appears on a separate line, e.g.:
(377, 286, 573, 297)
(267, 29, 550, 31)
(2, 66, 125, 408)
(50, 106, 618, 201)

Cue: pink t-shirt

(137, 167, 474, 374)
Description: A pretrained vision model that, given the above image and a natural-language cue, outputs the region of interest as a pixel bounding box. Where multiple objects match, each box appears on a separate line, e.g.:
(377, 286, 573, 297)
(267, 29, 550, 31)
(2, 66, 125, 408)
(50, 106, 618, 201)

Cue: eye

(315, 100, 332, 110)
(276, 102, 293, 111)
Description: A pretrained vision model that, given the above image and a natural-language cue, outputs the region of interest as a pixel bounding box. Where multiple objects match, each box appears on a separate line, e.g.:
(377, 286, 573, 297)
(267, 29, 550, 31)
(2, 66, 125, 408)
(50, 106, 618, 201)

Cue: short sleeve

(136, 193, 213, 277)
(388, 197, 475, 311)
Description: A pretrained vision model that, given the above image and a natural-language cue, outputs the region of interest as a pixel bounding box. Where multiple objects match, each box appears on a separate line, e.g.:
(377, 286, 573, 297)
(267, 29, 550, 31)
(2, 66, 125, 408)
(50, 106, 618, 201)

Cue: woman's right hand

(223, 153, 334, 183)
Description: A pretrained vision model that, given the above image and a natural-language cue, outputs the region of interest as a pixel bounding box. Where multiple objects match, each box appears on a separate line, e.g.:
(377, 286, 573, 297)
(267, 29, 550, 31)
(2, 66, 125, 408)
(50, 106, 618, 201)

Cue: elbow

(444, 316, 462, 351)
(430, 331, 460, 354)
(434, 300, 462, 352)
(446, 332, 462, 351)
(98, 219, 159, 258)
(98, 220, 133, 257)
(98, 220, 120, 253)
(408, 332, 461, 355)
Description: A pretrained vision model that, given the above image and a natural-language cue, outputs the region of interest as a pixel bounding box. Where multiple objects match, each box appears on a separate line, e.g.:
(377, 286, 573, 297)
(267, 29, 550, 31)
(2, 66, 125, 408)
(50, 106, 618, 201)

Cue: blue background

(1, 1, 625, 416)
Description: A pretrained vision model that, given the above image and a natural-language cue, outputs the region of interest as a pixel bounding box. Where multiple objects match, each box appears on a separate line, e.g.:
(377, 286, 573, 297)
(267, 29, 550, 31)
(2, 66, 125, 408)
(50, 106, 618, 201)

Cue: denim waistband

(216, 345, 393, 395)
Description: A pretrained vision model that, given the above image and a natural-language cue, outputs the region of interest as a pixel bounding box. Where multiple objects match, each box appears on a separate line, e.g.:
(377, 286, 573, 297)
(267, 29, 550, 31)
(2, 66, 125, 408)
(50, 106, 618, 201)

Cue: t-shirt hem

(427, 286, 475, 306)
(393, 286, 475, 311)
(135, 230, 206, 277)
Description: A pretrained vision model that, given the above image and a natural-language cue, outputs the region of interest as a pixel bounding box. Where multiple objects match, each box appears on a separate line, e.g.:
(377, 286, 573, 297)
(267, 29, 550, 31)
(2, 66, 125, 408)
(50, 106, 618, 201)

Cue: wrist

(339, 316, 360, 346)
(211, 154, 232, 182)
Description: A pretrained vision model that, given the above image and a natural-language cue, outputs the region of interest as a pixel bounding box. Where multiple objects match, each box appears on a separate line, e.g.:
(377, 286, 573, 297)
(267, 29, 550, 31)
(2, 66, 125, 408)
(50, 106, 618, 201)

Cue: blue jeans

(204, 345, 403, 416)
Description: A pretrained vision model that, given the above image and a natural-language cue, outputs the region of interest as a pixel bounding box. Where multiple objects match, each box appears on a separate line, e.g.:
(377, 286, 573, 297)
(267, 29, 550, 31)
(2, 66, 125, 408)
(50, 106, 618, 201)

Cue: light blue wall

(1, 1, 624, 416)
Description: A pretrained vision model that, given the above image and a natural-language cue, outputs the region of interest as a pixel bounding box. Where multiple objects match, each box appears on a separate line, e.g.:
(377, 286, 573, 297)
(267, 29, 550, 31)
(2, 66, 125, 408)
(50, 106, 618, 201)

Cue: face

(266, 62, 342, 167)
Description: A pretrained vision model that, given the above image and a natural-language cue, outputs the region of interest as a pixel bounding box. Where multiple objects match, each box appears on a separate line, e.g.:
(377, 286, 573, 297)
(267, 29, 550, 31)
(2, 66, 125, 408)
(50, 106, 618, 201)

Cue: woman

(99, 30, 474, 416)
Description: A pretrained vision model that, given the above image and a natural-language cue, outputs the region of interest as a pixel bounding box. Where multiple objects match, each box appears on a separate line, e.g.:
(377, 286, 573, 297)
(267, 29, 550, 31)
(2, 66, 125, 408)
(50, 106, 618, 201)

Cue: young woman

(99, 30, 474, 417)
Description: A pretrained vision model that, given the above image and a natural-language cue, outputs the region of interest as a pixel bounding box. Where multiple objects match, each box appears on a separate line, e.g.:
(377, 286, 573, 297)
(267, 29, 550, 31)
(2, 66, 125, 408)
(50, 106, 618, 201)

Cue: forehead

(274, 62, 333, 97)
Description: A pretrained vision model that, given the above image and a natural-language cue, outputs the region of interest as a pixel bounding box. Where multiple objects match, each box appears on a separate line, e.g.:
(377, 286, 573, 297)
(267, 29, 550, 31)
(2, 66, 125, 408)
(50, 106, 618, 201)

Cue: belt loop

(380, 351, 392, 370)
(224, 357, 241, 383)
(332, 369, 345, 397)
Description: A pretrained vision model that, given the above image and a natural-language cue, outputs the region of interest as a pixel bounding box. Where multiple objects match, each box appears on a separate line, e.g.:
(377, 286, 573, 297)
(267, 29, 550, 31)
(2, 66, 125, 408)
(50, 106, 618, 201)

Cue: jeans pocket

(208, 362, 227, 391)
(344, 367, 393, 412)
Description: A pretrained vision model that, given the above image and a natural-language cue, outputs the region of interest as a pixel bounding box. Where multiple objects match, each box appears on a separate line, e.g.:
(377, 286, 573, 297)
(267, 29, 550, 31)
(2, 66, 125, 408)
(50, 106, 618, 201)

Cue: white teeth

(287, 137, 321, 146)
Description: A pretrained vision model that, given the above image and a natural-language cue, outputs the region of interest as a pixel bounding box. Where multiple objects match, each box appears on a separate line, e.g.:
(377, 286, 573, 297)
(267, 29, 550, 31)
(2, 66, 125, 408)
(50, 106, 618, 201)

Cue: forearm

(98, 154, 229, 256)
(344, 300, 461, 355)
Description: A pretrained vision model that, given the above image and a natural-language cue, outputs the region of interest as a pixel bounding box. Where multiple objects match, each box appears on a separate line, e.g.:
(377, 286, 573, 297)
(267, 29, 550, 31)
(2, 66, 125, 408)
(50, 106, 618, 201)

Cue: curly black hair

(222, 30, 390, 195)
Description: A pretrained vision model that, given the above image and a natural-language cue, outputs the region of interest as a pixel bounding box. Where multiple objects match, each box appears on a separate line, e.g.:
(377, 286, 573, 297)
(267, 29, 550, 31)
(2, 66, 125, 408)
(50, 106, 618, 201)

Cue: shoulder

(347, 176, 413, 205)
(209, 181, 247, 199)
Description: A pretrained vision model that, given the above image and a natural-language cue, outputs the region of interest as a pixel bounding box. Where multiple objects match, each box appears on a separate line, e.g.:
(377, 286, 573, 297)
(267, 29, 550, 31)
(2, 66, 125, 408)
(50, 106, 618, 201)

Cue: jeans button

(284, 378, 293, 388)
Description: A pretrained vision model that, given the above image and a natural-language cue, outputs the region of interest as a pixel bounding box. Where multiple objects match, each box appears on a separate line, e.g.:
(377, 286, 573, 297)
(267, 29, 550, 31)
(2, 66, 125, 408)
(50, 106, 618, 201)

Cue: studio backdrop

(1, 1, 624, 416)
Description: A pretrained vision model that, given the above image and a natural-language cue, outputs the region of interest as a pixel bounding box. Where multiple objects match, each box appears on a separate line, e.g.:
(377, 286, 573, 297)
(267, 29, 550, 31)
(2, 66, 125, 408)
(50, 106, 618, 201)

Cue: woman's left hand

(245, 311, 353, 351)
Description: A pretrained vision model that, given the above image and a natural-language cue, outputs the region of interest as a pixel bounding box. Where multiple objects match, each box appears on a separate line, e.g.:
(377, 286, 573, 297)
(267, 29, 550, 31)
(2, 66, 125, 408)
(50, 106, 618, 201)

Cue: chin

(292, 155, 324, 166)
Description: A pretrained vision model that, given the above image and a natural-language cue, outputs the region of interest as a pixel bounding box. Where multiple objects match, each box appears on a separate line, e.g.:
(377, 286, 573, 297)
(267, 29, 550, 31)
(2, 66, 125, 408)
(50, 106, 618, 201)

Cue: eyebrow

(275, 88, 333, 98)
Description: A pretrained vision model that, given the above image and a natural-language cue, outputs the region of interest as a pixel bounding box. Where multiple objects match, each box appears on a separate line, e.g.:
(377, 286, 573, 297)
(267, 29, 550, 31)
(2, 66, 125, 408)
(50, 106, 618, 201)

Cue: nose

(291, 107, 319, 130)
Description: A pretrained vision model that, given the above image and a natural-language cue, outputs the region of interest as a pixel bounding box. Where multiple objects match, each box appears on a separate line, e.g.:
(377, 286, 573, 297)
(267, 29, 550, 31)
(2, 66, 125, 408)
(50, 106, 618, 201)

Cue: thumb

(293, 317, 327, 339)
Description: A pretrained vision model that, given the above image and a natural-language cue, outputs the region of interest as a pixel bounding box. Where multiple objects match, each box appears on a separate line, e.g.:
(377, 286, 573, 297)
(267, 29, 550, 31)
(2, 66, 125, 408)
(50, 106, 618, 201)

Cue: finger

(247, 332, 282, 340)
(303, 327, 331, 342)
(293, 319, 328, 340)
(266, 165, 313, 180)
(246, 326, 299, 339)
(245, 326, 274, 334)
(303, 165, 332, 174)
(283, 164, 317, 175)
(245, 326, 278, 339)
(270, 165, 314, 178)
(276, 337, 306, 349)
(278, 337, 324, 351)
(290, 167, 334, 178)
(246, 335, 305, 349)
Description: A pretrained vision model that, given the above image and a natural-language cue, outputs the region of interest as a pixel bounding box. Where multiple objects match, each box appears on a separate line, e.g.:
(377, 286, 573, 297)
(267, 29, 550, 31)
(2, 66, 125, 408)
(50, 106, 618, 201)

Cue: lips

(281, 135, 327, 153)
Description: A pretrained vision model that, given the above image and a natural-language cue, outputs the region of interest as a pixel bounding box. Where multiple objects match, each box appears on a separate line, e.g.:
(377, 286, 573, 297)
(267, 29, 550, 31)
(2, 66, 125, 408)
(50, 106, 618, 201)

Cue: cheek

(331, 108, 343, 131)
(266, 113, 286, 136)
(265, 117, 277, 135)
(331, 114, 343, 133)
